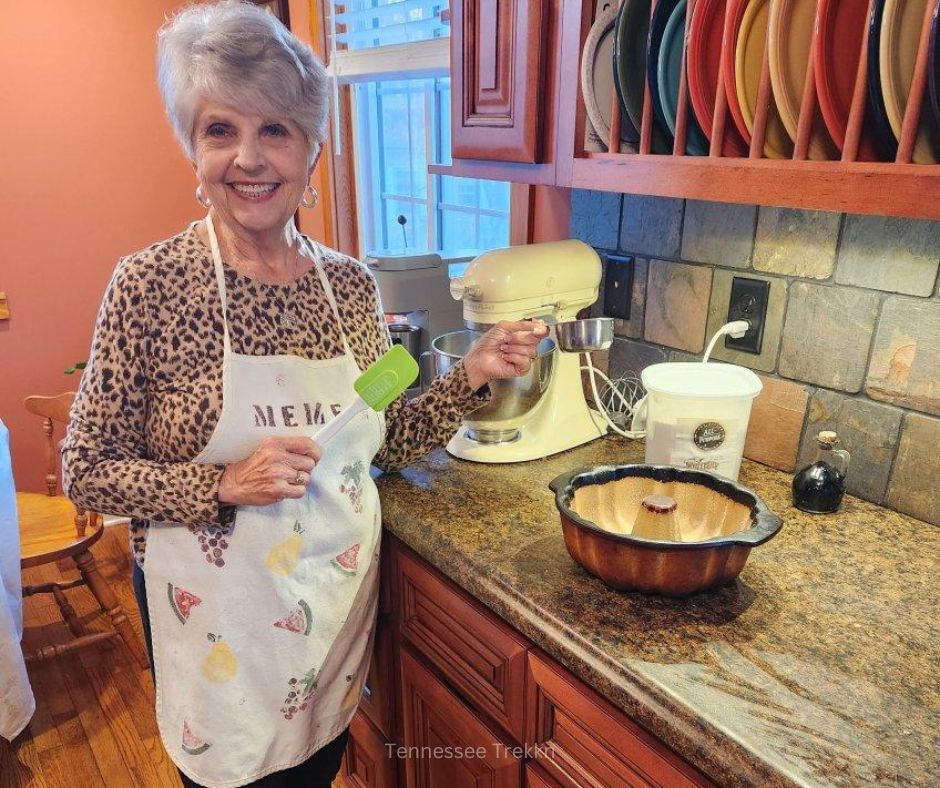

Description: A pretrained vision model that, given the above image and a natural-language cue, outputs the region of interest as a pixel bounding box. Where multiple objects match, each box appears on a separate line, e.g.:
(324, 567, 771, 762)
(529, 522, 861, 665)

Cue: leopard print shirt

(62, 223, 488, 566)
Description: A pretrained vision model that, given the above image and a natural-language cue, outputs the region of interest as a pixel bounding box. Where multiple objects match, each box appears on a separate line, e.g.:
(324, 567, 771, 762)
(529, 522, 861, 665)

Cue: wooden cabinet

(451, 0, 548, 163)
(345, 536, 713, 787)
(526, 652, 714, 788)
(400, 646, 523, 787)
(345, 712, 399, 788)
(396, 543, 528, 744)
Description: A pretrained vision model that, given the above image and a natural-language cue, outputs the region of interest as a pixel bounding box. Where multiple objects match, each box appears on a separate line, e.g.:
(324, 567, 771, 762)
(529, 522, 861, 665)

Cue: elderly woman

(62, 3, 546, 787)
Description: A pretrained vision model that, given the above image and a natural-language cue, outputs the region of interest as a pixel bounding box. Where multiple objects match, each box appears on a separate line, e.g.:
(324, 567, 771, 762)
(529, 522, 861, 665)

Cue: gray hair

(157, 1, 329, 161)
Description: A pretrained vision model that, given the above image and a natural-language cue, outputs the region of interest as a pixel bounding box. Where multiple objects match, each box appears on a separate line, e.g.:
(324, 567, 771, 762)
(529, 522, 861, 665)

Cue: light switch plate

(603, 254, 634, 321)
(726, 277, 769, 354)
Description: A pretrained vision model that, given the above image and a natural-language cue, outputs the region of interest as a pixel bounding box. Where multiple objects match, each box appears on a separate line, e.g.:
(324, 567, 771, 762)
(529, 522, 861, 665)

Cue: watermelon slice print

(167, 583, 202, 624)
(273, 600, 313, 636)
(331, 543, 360, 576)
(181, 720, 211, 755)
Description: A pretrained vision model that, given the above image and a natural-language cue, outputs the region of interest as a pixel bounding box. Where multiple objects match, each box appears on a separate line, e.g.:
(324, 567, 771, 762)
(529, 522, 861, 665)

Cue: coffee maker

(441, 240, 609, 462)
(365, 251, 466, 395)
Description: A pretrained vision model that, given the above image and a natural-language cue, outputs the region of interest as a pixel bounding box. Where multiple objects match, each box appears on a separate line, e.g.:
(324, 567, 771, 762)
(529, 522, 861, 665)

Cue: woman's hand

(462, 320, 550, 391)
(217, 436, 321, 506)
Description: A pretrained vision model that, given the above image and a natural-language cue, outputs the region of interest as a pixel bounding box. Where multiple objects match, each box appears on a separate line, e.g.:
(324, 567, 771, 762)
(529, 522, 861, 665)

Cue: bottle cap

(641, 494, 677, 514)
(817, 430, 839, 447)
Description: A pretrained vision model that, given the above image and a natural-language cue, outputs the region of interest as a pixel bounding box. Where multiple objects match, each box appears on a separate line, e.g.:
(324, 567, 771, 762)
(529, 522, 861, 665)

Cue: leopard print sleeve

(322, 248, 491, 472)
(62, 255, 230, 528)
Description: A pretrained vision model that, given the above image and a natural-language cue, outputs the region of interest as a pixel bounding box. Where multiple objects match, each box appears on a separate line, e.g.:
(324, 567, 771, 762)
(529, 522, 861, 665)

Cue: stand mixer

(441, 240, 609, 463)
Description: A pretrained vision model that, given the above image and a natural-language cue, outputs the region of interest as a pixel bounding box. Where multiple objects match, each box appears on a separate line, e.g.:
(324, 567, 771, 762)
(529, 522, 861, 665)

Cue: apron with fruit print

(144, 213, 385, 787)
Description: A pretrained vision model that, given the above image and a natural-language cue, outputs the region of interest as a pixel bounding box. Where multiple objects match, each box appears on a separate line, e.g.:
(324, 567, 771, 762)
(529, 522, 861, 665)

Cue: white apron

(145, 215, 385, 787)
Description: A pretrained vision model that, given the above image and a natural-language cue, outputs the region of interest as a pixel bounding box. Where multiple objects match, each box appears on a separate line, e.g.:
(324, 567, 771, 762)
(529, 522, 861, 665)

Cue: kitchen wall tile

(744, 376, 811, 472)
(608, 338, 667, 380)
(681, 200, 756, 267)
(570, 189, 622, 250)
(866, 297, 940, 417)
(619, 195, 683, 259)
(644, 261, 713, 353)
(886, 413, 940, 525)
(796, 390, 902, 503)
(778, 283, 879, 392)
(835, 215, 940, 296)
(705, 270, 787, 372)
(596, 256, 648, 339)
(752, 207, 841, 279)
(668, 350, 701, 363)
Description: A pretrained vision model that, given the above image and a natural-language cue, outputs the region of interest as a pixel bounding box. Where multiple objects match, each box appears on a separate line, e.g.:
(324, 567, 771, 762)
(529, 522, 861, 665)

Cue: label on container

(648, 418, 744, 478)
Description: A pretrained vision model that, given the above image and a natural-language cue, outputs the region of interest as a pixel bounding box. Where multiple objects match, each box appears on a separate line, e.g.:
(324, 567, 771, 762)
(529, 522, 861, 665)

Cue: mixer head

(449, 240, 602, 330)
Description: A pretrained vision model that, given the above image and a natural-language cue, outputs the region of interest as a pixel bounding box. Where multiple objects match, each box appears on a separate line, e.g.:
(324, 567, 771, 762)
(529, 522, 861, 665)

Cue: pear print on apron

(145, 214, 385, 787)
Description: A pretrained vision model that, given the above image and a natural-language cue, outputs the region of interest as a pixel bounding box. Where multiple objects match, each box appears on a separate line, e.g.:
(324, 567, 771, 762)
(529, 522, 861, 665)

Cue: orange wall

(0, 0, 333, 491)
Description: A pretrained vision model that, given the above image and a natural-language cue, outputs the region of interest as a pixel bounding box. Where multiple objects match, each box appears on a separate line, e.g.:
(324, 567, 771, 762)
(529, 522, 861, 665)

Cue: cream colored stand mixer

(440, 240, 609, 462)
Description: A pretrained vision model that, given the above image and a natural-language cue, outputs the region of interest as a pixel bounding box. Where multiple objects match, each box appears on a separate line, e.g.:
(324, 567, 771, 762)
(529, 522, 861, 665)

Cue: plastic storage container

(639, 362, 762, 481)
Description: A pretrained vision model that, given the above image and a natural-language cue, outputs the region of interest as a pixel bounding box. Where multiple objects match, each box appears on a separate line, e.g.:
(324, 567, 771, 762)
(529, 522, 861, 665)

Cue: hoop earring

(301, 184, 319, 209)
(195, 184, 212, 209)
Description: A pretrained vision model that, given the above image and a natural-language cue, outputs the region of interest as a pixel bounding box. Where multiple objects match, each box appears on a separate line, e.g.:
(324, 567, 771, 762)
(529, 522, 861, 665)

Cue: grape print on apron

(145, 214, 385, 787)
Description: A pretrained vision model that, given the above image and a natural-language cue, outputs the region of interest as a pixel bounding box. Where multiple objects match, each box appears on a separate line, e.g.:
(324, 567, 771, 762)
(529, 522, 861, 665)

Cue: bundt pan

(548, 464, 782, 597)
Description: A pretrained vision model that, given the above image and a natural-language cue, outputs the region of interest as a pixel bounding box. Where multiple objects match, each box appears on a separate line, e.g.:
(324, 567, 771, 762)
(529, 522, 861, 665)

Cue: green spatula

(314, 344, 419, 446)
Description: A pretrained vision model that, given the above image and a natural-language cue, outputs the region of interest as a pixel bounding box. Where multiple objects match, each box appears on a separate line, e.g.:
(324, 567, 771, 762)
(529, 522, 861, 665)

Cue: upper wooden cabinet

(451, 0, 548, 163)
(446, 0, 940, 220)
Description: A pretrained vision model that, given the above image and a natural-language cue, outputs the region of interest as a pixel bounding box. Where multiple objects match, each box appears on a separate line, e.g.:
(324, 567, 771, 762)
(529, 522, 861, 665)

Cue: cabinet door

(399, 647, 522, 788)
(394, 542, 528, 744)
(344, 711, 399, 788)
(451, 0, 548, 162)
(526, 652, 715, 788)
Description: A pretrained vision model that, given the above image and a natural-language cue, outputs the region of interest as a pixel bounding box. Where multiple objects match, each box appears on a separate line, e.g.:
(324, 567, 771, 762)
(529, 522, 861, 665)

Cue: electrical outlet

(726, 277, 770, 355)
(603, 254, 634, 320)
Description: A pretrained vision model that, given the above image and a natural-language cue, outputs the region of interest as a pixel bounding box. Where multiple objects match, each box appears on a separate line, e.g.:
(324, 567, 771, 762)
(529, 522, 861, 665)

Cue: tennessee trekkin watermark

(386, 742, 556, 760)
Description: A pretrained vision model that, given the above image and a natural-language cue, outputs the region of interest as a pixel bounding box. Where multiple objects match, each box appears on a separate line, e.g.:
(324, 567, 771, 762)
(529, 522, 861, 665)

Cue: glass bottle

(792, 431, 851, 514)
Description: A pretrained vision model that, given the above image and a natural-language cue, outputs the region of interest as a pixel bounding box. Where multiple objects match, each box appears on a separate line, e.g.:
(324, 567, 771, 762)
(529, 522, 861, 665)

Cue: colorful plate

(647, 0, 681, 147)
(931, 0, 940, 133)
(768, 0, 837, 159)
(658, 0, 709, 154)
(688, 0, 749, 155)
(615, 0, 670, 153)
(867, 0, 898, 159)
(581, 5, 633, 148)
(879, 0, 938, 163)
(814, 0, 871, 153)
(735, 0, 793, 158)
(723, 0, 756, 145)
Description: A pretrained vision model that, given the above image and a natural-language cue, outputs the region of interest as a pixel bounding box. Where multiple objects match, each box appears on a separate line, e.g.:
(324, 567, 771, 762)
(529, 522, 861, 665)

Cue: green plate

(657, 0, 709, 155)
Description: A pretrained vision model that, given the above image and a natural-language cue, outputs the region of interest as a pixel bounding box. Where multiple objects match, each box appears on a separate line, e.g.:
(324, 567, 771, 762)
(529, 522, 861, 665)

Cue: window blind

(330, 0, 449, 52)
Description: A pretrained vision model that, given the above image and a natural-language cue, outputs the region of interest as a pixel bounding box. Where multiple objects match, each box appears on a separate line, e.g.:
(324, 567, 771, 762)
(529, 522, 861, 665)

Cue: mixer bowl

(548, 464, 782, 597)
(432, 329, 556, 443)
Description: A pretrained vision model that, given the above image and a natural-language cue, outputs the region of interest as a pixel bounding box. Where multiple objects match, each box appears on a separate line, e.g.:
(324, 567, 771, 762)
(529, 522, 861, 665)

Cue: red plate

(689, 0, 749, 155)
(721, 0, 753, 147)
(814, 0, 874, 155)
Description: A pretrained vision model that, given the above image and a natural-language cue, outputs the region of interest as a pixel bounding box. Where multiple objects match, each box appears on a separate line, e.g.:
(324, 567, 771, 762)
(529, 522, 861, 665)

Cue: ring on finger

(293, 471, 305, 485)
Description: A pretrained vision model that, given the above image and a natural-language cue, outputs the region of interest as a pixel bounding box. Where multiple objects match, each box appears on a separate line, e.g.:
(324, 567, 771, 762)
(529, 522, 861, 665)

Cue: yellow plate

(736, 0, 793, 158)
(768, 0, 836, 159)
(880, 0, 938, 163)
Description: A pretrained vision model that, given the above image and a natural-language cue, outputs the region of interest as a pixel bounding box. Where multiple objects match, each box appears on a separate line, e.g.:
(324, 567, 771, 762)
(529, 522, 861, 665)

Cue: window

(328, 1, 510, 257)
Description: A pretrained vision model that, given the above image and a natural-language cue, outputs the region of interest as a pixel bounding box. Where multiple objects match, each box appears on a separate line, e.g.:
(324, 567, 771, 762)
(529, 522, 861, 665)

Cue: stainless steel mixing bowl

(432, 329, 556, 443)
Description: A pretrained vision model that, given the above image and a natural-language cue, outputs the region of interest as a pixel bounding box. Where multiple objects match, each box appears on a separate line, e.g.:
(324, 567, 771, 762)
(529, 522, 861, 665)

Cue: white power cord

(702, 320, 750, 363)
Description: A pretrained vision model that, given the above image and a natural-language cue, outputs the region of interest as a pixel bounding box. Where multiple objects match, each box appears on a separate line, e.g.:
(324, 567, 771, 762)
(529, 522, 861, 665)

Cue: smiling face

(191, 100, 318, 240)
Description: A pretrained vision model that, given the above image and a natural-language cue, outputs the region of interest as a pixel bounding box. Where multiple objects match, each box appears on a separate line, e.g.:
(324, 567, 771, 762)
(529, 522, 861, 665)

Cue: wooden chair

(16, 392, 149, 669)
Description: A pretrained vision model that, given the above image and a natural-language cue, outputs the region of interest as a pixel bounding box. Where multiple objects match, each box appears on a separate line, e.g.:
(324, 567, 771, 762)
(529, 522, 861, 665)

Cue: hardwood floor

(0, 524, 347, 788)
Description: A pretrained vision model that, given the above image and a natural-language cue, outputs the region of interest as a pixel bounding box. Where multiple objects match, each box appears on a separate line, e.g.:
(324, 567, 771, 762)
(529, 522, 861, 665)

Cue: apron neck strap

(204, 213, 353, 357)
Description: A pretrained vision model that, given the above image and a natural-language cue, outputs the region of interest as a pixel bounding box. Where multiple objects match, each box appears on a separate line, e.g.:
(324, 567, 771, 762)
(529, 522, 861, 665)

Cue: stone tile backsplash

(571, 189, 940, 525)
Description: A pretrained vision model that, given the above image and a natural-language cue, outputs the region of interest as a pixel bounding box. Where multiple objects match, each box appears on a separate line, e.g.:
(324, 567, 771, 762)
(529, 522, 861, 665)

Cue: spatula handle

(314, 398, 368, 446)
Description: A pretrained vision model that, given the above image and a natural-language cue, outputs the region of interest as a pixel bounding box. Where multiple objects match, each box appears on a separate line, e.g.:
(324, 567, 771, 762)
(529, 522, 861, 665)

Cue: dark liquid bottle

(792, 431, 851, 514)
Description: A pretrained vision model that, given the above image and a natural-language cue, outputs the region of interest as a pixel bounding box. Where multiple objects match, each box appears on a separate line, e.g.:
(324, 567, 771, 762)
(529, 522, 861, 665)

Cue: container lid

(641, 362, 762, 399)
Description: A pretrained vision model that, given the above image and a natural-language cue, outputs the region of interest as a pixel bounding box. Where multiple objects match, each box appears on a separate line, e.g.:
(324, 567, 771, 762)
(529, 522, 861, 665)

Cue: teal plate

(657, 0, 709, 155)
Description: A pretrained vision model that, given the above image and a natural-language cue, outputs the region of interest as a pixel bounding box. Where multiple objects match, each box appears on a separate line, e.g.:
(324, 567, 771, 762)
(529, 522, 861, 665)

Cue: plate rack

(558, 0, 940, 219)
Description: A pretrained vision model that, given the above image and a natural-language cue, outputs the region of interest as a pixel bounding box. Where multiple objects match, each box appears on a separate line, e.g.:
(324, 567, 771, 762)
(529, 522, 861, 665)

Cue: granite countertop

(376, 437, 940, 788)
